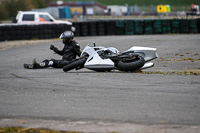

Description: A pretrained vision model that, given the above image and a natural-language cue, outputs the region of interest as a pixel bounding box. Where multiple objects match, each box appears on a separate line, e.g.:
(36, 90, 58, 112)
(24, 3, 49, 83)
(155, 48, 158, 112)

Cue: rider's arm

(54, 48, 64, 55)
(50, 45, 64, 55)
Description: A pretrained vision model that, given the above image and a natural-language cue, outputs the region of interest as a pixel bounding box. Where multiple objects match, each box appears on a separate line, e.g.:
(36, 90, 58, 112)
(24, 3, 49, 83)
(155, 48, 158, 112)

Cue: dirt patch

(0, 127, 82, 133)
(139, 69, 200, 75)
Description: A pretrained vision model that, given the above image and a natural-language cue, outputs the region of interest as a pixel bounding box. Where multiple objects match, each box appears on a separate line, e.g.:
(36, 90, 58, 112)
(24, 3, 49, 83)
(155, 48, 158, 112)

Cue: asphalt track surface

(0, 35, 200, 133)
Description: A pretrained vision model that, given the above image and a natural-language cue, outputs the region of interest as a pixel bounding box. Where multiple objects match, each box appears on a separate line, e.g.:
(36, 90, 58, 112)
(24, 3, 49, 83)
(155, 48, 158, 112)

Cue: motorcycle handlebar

(93, 41, 96, 47)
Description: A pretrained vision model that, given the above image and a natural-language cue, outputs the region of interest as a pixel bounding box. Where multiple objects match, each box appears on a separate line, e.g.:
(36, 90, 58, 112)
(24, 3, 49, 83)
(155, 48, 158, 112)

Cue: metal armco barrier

(0, 19, 200, 41)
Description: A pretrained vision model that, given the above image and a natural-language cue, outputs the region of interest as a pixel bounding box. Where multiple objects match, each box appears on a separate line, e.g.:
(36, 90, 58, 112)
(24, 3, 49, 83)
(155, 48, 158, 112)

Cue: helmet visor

(59, 31, 74, 39)
(59, 33, 65, 39)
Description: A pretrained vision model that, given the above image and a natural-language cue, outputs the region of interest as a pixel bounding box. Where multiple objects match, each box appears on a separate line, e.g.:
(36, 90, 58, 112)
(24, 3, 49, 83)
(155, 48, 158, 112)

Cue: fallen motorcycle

(63, 42, 158, 72)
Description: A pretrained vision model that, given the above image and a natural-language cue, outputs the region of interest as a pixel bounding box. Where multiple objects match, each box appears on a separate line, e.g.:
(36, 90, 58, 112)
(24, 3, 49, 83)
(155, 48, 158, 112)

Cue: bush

(0, 0, 47, 20)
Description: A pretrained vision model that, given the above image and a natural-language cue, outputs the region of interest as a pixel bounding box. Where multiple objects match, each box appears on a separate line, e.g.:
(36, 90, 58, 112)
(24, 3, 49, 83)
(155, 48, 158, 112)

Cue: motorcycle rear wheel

(117, 56, 145, 72)
(63, 57, 87, 72)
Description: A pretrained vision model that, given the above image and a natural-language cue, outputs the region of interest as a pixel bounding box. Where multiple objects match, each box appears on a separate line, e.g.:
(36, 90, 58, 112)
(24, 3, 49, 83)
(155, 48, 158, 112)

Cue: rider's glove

(50, 45, 59, 53)
(50, 45, 55, 50)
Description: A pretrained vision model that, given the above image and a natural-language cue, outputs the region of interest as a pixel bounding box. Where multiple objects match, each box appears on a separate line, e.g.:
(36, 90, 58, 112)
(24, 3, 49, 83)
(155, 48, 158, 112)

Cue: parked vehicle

(63, 42, 158, 72)
(14, 11, 75, 31)
(186, 4, 200, 16)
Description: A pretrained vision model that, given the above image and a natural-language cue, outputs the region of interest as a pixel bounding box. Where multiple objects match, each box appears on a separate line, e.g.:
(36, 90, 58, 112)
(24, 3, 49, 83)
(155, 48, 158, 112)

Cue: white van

(15, 11, 75, 31)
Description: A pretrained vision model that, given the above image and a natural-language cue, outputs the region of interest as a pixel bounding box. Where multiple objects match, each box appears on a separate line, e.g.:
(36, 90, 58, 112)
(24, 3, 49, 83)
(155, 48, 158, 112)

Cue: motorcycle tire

(117, 56, 145, 72)
(63, 57, 87, 72)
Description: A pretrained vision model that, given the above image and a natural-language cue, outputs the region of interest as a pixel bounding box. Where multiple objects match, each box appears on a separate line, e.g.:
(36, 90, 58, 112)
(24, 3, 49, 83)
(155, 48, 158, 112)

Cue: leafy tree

(3, 0, 19, 19)
(0, 0, 47, 20)
(31, 0, 47, 9)
(19, 0, 34, 11)
(0, 5, 9, 20)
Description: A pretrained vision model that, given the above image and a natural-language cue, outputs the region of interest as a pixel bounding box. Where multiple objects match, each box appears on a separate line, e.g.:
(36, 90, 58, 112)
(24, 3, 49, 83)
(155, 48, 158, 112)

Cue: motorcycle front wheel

(63, 57, 87, 72)
(117, 56, 145, 72)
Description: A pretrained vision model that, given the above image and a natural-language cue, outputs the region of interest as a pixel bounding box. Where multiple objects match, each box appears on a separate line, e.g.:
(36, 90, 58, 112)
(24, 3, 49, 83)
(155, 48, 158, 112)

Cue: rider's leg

(24, 59, 71, 69)
(24, 59, 52, 69)
(51, 59, 71, 68)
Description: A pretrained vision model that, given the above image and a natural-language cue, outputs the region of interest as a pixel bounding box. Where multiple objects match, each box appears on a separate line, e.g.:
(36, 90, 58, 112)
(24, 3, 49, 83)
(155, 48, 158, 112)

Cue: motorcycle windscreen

(84, 53, 115, 71)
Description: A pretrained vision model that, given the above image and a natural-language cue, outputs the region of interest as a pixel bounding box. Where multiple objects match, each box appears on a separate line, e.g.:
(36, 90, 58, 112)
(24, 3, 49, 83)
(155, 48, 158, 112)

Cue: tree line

(0, 0, 50, 20)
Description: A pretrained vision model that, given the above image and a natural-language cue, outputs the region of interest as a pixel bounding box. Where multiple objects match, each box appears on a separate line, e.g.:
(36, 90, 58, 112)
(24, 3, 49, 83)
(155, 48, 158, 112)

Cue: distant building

(107, 5, 128, 16)
(49, 1, 106, 16)
(128, 6, 140, 14)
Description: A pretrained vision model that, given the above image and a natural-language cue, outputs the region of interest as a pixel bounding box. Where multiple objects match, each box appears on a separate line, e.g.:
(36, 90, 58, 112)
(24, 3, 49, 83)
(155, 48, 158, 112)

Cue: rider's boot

(24, 59, 50, 69)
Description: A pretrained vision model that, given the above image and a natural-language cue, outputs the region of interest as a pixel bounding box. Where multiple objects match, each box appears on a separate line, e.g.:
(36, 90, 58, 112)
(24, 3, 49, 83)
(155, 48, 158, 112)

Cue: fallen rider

(24, 31, 81, 69)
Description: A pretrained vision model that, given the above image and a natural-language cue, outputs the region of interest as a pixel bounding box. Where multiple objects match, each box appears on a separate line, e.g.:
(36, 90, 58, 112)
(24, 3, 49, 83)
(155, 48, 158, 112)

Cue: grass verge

(138, 69, 200, 75)
(0, 127, 83, 133)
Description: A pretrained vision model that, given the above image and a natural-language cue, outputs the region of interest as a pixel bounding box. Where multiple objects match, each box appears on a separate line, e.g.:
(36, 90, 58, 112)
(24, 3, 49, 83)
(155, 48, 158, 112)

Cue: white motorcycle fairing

(123, 46, 158, 69)
(82, 45, 116, 71)
(124, 46, 158, 62)
(80, 45, 158, 71)
(84, 52, 115, 70)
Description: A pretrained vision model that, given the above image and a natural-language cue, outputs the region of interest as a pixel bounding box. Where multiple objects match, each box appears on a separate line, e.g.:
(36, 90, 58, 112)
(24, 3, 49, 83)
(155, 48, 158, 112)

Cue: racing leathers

(24, 40, 81, 69)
